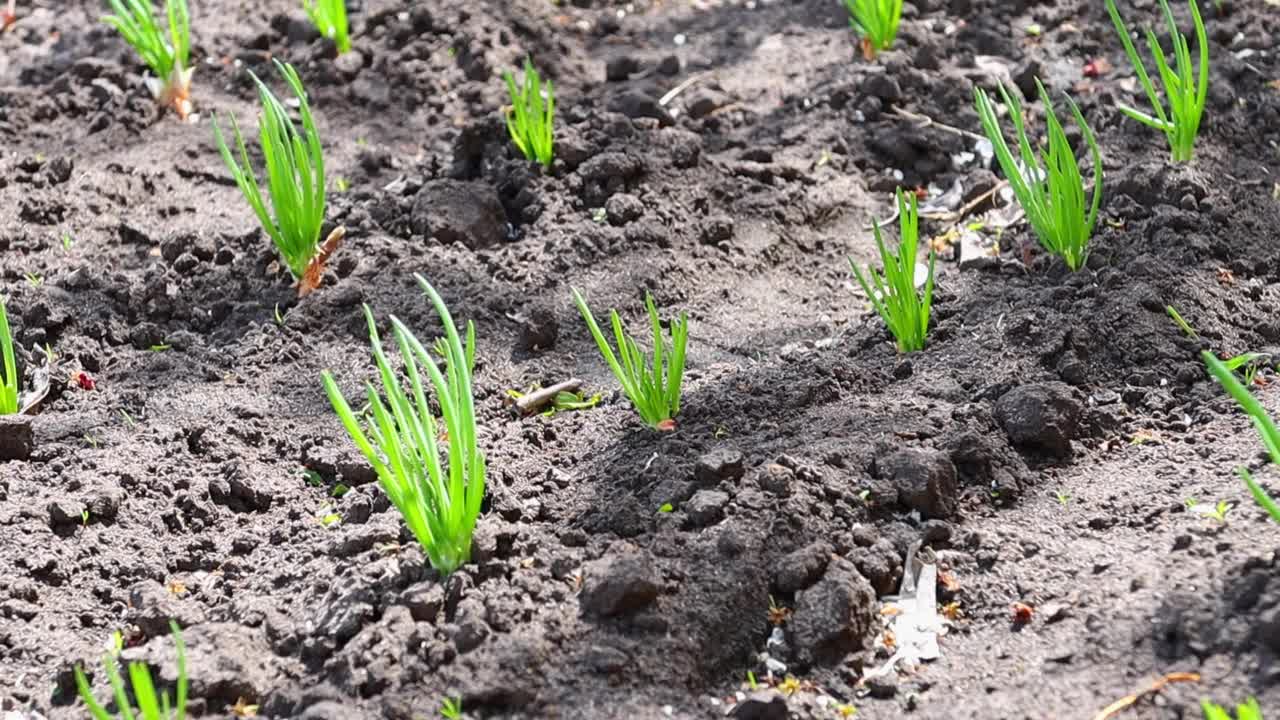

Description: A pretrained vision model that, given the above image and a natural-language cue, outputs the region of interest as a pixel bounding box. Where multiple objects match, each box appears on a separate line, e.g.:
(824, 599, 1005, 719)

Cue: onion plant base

(102, 0, 192, 119)
(843, 0, 903, 59)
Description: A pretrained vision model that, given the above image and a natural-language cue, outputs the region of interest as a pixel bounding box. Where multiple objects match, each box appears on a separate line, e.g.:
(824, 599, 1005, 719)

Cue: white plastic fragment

(864, 543, 947, 680)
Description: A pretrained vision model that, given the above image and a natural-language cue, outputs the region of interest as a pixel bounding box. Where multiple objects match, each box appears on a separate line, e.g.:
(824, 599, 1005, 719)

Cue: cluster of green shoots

(102, 0, 192, 119)
(0, 296, 17, 415)
(1202, 350, 1280, 524)
(213, 60, 340, 297)
(1105, 0, 1209, 163)
(75, 621, 188, 720)
(843, 0, 903, 60)
(322, 275, 484, 576)
(571, 289, 689, 430)
(504, 59, 556, 168)
(974, 79, 1102, 272)
(303, 0, 351, 55)
(1202, 697, 1263, 720)
(849, 189, 935, 353)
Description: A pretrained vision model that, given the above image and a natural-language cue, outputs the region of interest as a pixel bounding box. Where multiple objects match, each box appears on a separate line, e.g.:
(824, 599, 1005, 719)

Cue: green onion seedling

(440, 697, 463, 719)
(303, 0, 350, 54)
(75, 620, 188, 720)
(0, 297, 16, 415)
(1202, 350, 1280, 525)
(1201, 696, 1262, 720)
(322, 275, 484, 576)
(974, 79, 1102, 271)
(102, 0, 192, 119)
(849, 188, 935, 352)
(842, 0, 902, 60)
(571, 289, 689, 430)
(213, 60, 343, 297)
(1166, 305, 1198, 338)
(504, 59, 555, 168)
(1104, 0, 1208, 163)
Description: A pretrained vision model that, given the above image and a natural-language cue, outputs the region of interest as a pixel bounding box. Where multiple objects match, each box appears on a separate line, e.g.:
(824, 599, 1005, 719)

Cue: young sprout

(3, 0, 16, 31)
(571, 289, 688, 430)
(1104, 0, 1209, 163)
(74, 620, 188, 720)
(849, 188, 935, 353)
(213, 60, 342, 297)
(1202, 350, 1280, 525)
(842, 0, 903, 60)
(504, 59, 555, 168)
(322, 275, 484, 576)
(102, 0, 192, 119)
(302, 0, 350, 54)
(974, 79, 1102, 271)
(440, 697, 463, 719)
(0, 297, 16, 415)
(1201, 697, 1262, 720)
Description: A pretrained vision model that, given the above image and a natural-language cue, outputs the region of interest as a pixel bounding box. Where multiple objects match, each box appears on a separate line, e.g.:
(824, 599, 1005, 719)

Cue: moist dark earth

(3, 0, 1280, 718)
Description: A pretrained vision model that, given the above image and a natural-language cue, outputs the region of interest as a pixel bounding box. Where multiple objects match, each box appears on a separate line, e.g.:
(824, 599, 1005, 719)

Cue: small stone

(402, 582, 445, 622)
(695, 448, 744, 485)
(790, 558, 877, 666)
(756, 463, 793, 495)
(683, 490, 729, 528)
(516, 303, 558, 351)
(729, 691, 788, 720)
(1012, 60, 1043, 100)
(0, 415, 34, 461)
(410, 179, 509, 249)
(47, 498, 85, 527)
(772, 542, 832, 593)
(685, 88, 731, 119)
(872, 448, 959, 519)
(866, 673, 898, 698)
(580, 547, 661, 617)
(1042, 602, 1071, 624)
(861, 73, 901, 101)
(605, 56, 640, 81)
(610, 91, 674, 125)
(994, 382, 1082, 459)
(656, 55, 681, 76)
(585, 644, 630, 673)
(605, 193, 644, 225)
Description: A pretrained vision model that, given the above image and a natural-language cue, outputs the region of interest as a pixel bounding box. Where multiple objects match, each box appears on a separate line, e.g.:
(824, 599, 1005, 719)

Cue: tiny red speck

(76, 372, 96, 391)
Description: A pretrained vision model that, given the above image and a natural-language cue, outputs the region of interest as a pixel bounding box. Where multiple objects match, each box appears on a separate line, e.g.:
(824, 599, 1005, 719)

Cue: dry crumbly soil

(3, 0, 1280, 718)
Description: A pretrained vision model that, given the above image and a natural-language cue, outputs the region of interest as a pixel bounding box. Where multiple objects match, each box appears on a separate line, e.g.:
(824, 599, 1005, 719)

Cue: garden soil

(3, 0, 1280, 718)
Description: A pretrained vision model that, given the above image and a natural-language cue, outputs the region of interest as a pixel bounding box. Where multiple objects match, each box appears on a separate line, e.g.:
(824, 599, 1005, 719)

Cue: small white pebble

(674, 33, 687, 46)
